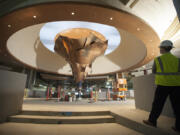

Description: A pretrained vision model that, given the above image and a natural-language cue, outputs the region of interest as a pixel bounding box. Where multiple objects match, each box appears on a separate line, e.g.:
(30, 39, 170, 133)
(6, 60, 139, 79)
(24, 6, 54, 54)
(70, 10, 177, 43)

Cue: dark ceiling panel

(0, 0, 26, 17)
(119, 0, 130, 5)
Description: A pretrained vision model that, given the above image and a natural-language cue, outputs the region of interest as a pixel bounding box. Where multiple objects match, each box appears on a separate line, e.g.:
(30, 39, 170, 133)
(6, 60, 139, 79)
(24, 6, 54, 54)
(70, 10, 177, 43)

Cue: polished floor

(0, 98, 179, 135)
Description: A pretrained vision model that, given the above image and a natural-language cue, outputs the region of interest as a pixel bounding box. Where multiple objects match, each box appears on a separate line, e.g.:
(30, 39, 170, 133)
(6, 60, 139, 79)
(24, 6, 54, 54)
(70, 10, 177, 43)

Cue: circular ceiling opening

(56, 28, 106, 41)
(39, 21, 121, 55)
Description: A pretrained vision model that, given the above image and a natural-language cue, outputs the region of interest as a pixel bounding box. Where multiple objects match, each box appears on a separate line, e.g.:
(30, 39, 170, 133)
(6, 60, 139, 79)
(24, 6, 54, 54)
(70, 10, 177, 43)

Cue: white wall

(0, 70, 27, 122)
(133, 74, 174, 117)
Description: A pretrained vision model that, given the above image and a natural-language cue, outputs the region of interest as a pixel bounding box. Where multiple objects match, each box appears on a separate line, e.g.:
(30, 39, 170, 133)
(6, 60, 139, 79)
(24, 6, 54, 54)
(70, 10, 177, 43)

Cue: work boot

(143, 120, 157, 127)
(172, 126, 180, 133)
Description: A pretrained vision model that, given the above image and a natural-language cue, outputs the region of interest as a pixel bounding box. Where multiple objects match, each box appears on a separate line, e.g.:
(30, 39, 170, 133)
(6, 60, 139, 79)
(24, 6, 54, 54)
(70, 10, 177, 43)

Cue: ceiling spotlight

(110, 17, 113, 20)
(33, 15, 37, 19)
(8, 25, 11, 28)
(71, 12, 75, 15)
(137, 28, 140, 31)
(150, 39, 153, 42)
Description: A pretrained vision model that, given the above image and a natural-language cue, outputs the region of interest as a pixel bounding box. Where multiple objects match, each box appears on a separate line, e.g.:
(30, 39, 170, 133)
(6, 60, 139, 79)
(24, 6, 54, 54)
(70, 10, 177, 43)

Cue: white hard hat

(159, 40, 174, 48)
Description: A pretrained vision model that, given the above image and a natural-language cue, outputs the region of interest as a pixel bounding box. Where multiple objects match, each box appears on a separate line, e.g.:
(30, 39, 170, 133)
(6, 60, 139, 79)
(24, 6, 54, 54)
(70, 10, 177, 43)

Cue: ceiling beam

(162, 16, 180, 40)
(129, 0, 139, 8)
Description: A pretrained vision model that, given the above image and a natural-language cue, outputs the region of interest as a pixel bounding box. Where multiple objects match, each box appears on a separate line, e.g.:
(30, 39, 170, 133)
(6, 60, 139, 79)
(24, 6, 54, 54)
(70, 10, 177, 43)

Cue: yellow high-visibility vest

(155, 52, 180, 86)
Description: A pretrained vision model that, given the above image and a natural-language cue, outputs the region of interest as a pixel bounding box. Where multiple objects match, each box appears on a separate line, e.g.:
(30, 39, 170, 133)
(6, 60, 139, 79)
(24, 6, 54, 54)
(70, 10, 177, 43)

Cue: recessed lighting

(33, 15, 37, 19)
(150, 40, 153, 42)
(71, 12, 75, 15)
(137, 28, 140, 31)
(110, 17, 113, 20)
(8, 25, 11, 28)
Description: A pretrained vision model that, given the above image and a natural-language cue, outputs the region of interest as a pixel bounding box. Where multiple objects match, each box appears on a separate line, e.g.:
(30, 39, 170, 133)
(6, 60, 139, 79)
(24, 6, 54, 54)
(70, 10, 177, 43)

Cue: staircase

(6, 110, 179, 135)
(7, 110, 115, 124)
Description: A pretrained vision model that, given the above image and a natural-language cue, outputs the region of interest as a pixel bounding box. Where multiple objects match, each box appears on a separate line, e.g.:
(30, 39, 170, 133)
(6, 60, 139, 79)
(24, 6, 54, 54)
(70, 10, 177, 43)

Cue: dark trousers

(148, 85, 180, 129)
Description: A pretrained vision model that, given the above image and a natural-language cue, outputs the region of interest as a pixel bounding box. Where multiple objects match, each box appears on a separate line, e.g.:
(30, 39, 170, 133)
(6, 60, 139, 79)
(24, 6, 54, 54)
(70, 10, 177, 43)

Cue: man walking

(143, 40, 180, 133)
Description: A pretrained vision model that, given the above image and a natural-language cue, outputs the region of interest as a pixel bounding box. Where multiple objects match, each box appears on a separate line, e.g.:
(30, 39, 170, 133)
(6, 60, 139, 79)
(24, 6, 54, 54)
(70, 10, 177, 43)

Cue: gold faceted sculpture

(54, 28, 108, 83)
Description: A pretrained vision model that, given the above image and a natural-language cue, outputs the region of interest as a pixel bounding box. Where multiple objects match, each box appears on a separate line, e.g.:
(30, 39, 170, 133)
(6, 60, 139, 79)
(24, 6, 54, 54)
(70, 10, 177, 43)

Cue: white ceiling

(89, 0, 177, 39)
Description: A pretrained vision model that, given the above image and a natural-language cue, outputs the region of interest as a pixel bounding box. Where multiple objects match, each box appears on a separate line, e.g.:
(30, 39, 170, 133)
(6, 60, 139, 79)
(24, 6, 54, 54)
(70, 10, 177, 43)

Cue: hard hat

(159, 40, 174, 48)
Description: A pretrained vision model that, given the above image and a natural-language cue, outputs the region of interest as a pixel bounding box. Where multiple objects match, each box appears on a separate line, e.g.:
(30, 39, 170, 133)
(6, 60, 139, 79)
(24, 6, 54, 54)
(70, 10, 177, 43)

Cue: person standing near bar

(143, 40, 180, 133)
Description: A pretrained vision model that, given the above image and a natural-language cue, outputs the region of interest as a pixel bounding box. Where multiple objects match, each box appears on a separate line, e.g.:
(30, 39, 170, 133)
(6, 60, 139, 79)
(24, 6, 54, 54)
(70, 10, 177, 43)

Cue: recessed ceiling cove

(7, 24, 146, 75)
(0, 2, 160, 75)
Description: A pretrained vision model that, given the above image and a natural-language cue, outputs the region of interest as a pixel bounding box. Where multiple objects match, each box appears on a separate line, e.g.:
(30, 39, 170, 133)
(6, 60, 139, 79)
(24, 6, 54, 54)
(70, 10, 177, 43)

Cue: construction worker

(143, 40, 180, 133)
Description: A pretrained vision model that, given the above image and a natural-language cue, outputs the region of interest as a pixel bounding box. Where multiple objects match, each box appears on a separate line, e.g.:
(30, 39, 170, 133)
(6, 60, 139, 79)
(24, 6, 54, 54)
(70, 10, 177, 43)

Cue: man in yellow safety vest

(143, 40, 180, 133)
